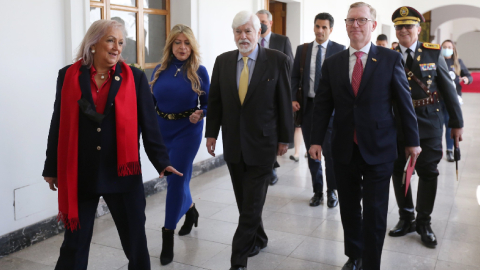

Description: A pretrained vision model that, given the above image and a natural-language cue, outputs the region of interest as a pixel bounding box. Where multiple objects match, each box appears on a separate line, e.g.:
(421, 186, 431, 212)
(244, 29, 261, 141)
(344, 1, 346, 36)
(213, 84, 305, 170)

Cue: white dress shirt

(398, 42, 417, 63)
(308, 39, 329, 98)
(260, 32, 272, 48)
(348, 42, 372, 82)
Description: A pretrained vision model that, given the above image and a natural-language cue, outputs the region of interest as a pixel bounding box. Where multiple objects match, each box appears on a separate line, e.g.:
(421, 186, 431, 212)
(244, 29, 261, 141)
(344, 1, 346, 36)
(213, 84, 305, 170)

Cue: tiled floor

(2, 93, 480, 269)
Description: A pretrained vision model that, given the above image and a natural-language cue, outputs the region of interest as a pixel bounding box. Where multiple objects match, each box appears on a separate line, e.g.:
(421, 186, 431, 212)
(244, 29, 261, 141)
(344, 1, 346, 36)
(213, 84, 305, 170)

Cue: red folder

(402, 155, 416, 196)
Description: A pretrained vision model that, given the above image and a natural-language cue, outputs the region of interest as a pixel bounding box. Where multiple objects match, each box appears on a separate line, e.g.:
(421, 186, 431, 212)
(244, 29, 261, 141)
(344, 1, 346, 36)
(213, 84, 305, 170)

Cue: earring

(91, 50, 95, 53)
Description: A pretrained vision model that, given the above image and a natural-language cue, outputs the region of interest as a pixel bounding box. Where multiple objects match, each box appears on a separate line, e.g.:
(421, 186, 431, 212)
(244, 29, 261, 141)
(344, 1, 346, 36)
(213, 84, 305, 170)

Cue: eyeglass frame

(394, 24, 417, 30)
(344, 18, 373, 26)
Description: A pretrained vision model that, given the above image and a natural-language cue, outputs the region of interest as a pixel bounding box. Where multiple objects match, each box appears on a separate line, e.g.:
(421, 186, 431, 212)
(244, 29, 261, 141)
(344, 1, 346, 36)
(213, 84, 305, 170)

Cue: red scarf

(57, 60, 140, 231)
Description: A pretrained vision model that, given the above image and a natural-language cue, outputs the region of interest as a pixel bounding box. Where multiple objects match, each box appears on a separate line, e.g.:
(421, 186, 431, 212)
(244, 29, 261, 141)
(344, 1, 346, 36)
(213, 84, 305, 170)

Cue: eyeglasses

(345, 18, 372, 26)
(395, 24, 416, 30)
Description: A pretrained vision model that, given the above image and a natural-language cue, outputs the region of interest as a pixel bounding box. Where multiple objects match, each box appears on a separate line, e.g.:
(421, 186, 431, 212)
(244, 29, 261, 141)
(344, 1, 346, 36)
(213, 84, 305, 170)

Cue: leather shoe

(342, 257, 362, 270)
(289, 155, 299, 162)
(229, 267, 246, 270)
(416, 223, 437, 248)
(326, 190, 338, 208)
(309, 192, 323, 207)
(446, 150, 454, 162)
(270, 169, 278, 185)
(389, 219, 416, 237)
(248, 245, 260, 257)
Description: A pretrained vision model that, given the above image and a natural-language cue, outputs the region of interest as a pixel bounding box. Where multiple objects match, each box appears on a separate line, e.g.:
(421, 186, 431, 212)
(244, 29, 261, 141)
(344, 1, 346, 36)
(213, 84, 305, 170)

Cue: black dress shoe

(342, 257, 362, 270)
(446, 150, 454, 162)
(270, 169, 278, 185)
(248, 245, 261, 257)
(416, 223, 437, 248)
(229, 267, 247, 270)
(289, 155, 299, 162)
(389, 219, 416, 237)
(309, 192, 323, 207)
(326, 190, 338, 208)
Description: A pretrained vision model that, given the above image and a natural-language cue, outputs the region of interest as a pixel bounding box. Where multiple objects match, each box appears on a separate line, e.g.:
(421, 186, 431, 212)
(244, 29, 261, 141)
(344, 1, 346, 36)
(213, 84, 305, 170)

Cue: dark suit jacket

(311, 44, 420, 165)
(394, 42, 463, 139)
(268, 33, 294, 71)
(205, 46, 294, 166)
(291, 40, 346, 114)
(43, 63, 171, 194)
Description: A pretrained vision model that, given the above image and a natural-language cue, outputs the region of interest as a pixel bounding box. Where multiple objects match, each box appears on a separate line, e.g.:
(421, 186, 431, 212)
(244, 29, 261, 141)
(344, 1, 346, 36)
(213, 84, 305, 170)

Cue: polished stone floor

(2, 93, 480, 269)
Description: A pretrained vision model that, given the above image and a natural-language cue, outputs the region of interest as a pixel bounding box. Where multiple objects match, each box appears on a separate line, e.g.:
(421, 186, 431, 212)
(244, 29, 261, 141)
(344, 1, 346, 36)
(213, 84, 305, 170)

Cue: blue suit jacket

(43, 63, 171, 194)
(311, 44, 420, 165)
(291, 40, 346, 114)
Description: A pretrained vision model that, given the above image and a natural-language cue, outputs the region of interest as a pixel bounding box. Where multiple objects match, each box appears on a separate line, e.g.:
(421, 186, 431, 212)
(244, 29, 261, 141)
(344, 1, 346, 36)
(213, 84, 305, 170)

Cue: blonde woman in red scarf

(42, 20, 181, 270)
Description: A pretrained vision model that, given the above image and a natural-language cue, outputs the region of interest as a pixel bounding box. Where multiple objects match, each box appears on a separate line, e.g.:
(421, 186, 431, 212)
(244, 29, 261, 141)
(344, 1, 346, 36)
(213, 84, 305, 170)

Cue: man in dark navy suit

(291, 12, 345, 208)
(309, 2, 421, 270)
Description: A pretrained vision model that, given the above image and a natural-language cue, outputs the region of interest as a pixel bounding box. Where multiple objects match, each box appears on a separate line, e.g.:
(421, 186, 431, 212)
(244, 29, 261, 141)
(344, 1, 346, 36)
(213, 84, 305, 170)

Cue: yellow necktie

(239, 57, 249, 104)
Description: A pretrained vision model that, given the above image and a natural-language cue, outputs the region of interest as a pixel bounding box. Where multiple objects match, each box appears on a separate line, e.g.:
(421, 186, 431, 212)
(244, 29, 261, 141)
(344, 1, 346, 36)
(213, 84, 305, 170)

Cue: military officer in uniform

(388, 6, 464, 248)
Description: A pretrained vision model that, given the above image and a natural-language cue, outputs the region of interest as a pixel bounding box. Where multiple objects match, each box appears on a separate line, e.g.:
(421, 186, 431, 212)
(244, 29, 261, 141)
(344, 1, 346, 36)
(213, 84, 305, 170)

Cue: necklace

(98, 73, 106, 80)
(174, 64, 183, 77)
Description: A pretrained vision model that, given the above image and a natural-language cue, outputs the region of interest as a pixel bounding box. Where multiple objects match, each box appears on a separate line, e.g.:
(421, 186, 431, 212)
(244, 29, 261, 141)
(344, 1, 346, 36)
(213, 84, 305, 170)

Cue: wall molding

(0, 155, 225, 257)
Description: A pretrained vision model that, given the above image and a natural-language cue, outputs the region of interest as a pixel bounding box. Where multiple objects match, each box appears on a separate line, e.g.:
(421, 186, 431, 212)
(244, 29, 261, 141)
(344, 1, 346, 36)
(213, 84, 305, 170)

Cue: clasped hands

(189, 110, 204, 124)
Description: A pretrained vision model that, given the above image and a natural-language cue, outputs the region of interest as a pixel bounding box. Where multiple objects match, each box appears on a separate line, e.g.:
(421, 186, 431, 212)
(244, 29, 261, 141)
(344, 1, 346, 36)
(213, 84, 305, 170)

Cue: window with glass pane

(90, 0, 169, 71)
(110, 0, 136, 7)
(144, 0, 166, 9)
(90, 7, 102, 24)
(110, 10, 137, 63)
(144, 14, 166, 63)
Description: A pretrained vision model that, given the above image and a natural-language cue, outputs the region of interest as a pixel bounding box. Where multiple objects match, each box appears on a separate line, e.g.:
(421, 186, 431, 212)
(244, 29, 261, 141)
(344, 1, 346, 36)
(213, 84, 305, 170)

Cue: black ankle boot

(178, 204, 199, 236)
(160, 227, 174, 265)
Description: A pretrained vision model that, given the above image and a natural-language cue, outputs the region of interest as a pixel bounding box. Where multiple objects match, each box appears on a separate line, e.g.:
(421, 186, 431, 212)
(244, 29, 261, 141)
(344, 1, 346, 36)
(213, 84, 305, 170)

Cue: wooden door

(269, 1, 286, 35)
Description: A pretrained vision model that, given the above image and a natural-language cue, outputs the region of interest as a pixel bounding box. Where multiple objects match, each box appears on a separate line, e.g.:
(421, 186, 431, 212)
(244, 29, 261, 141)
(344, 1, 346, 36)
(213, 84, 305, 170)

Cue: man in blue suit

(291, 12, 345, 208)
(309, 2, 421, 270)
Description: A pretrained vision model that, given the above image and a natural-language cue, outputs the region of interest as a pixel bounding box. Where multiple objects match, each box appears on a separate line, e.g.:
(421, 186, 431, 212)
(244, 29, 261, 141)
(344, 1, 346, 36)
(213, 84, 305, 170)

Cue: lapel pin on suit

(115, 76, 120, 81)
(418, 48, 422, 52)
(372, 58, 377, 62)
(417, 55, 421, 62)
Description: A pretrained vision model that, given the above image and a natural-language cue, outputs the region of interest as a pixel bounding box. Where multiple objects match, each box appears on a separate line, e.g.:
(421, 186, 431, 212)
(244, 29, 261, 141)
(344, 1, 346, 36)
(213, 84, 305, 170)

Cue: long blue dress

(151, 57, 209, 230)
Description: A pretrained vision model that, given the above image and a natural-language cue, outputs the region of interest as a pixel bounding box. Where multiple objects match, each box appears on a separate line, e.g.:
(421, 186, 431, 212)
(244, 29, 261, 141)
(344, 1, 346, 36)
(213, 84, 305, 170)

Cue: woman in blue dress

(150, 24, 209, 265)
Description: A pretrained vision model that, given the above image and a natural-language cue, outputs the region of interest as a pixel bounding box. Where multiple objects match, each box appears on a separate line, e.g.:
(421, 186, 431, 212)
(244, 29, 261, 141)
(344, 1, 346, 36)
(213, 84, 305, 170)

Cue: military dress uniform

(389, 6, 464, 248)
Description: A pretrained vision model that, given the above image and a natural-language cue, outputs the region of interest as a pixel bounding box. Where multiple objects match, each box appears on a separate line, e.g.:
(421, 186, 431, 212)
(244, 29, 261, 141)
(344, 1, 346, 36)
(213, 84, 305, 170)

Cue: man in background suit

(256, 9, 294, 186)
(205, 10, 293, 270)
(309, 2, 421, 270)
(291, 12, 345, 208)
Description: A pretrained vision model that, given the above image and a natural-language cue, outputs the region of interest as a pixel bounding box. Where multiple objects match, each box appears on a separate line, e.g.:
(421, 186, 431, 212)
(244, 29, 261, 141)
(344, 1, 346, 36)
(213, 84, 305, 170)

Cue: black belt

(156, 107, 196, 120)
(307, 97, 315, 101)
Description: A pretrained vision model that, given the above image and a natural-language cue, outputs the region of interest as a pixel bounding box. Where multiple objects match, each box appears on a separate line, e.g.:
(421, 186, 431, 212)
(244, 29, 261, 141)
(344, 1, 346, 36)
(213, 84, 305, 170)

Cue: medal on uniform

(417, 55, 421, 61)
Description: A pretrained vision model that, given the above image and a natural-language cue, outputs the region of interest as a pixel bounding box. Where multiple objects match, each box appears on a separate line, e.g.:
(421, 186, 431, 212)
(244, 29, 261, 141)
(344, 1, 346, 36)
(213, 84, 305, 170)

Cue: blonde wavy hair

(150, 24, 203, 95)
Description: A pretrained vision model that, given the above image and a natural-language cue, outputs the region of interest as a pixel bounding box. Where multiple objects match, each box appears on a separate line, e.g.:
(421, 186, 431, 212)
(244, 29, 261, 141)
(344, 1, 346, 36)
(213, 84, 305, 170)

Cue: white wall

(457, 32, 480, 69)
(0, 0, 67, 236)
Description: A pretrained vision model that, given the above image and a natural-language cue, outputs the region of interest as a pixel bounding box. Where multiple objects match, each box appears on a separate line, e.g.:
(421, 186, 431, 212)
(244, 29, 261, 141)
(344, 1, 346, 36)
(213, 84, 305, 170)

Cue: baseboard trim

(0, 154, 226, 257)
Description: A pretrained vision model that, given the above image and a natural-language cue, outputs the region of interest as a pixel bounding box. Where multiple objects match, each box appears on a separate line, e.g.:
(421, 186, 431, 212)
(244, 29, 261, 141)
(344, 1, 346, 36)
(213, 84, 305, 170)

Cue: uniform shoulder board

(422, 43, 440, 50)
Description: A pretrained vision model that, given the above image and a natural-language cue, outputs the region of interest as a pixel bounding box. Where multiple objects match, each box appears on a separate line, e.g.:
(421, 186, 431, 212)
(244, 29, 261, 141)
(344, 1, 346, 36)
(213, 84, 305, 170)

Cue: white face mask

(442, 48, 454, 57)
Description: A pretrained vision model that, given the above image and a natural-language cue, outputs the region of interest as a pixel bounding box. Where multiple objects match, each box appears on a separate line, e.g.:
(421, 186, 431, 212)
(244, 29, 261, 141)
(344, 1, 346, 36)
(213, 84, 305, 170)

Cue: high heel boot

(160, 227, 174, 265)
(178, 204, 199, 236)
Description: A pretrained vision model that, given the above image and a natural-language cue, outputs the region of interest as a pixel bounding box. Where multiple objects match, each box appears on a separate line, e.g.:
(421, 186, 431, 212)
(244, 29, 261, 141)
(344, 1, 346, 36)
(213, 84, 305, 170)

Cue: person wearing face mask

(42, 20, 181, 270)
(150, 24, 210, 266)
(390, 7, 464, 249)
(440, 39, 472, 161)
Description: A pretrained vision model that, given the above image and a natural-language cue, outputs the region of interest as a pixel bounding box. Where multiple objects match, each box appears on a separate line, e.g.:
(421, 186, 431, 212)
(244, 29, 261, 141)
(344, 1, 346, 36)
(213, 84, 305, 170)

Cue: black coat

(43, 63, 171, 194)
(291, 40, 346, 114)
(268, 33, 294, 71)
(311, 44, 420, 165)
(395, 42, 464, 139)
(205, 46, 294, 166)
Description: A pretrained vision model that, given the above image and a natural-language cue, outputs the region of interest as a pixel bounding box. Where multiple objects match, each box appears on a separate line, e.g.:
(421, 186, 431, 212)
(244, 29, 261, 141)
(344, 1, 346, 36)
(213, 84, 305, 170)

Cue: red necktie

(352, 51, 364, 144)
